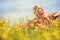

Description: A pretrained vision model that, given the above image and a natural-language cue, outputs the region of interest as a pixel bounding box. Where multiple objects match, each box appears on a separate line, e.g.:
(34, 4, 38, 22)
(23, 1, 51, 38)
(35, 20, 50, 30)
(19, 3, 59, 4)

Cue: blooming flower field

(0, 18, 60, 40)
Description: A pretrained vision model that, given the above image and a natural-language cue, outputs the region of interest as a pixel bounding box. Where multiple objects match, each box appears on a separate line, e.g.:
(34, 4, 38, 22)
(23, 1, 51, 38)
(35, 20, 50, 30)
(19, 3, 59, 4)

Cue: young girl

(19, 4, 60, 28)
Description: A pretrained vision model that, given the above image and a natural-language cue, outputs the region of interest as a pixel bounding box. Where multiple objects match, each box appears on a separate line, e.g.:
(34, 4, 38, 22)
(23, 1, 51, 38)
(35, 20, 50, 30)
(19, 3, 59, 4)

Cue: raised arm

(48, 12, 60, 20)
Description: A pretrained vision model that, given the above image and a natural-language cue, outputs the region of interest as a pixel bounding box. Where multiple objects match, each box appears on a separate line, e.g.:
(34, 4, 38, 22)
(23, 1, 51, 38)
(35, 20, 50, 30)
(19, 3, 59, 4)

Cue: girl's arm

(48, 12, 60, 19)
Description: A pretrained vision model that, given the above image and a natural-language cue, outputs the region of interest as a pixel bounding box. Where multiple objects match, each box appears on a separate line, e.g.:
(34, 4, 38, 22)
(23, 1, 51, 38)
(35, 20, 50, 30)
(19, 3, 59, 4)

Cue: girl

(19, 5, 60, 28)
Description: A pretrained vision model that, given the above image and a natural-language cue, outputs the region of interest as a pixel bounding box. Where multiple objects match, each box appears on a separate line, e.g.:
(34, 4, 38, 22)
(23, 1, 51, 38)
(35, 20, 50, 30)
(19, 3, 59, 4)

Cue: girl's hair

(33, 5, 44, 15)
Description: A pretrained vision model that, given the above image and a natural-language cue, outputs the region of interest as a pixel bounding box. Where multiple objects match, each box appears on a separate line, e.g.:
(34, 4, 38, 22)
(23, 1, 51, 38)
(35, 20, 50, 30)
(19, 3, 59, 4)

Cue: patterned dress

(19, 12, 60, 28)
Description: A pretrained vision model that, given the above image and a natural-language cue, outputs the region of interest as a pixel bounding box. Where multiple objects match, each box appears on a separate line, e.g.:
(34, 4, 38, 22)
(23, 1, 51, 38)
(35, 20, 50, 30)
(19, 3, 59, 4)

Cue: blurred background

(0, 0, 60, 22)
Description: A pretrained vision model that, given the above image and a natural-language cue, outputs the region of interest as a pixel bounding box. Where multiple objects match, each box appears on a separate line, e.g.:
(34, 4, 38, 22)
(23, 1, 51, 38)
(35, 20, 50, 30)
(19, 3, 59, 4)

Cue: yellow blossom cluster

(0, 18, 60, 40)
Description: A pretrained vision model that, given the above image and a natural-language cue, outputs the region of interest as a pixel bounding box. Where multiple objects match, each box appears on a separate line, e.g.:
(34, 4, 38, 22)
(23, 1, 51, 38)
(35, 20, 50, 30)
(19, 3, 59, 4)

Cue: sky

(0, 0, 60, 21)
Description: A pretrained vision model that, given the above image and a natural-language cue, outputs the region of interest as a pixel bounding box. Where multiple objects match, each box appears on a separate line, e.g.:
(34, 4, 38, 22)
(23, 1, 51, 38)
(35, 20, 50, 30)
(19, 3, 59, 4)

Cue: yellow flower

(30, 23, 34, 27)
(15, 27, 19, 32)
(0, 19, 5, 24)
(33, 27, 39, 32)
(14, 18, 20, 24)
(23, 37, 30, 40)
(25, 27, 28, 32)
(43, 31, 51, 40)
(1, 33, 8, 39)
(52, 20, 58, 26)
(52, 30, 59, 39)
(3, 23, 8, 27)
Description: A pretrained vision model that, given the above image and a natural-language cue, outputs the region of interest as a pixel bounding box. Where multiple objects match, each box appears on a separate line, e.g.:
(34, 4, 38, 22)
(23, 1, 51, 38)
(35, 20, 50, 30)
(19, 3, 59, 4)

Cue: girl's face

(37, 7, 44, 15)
